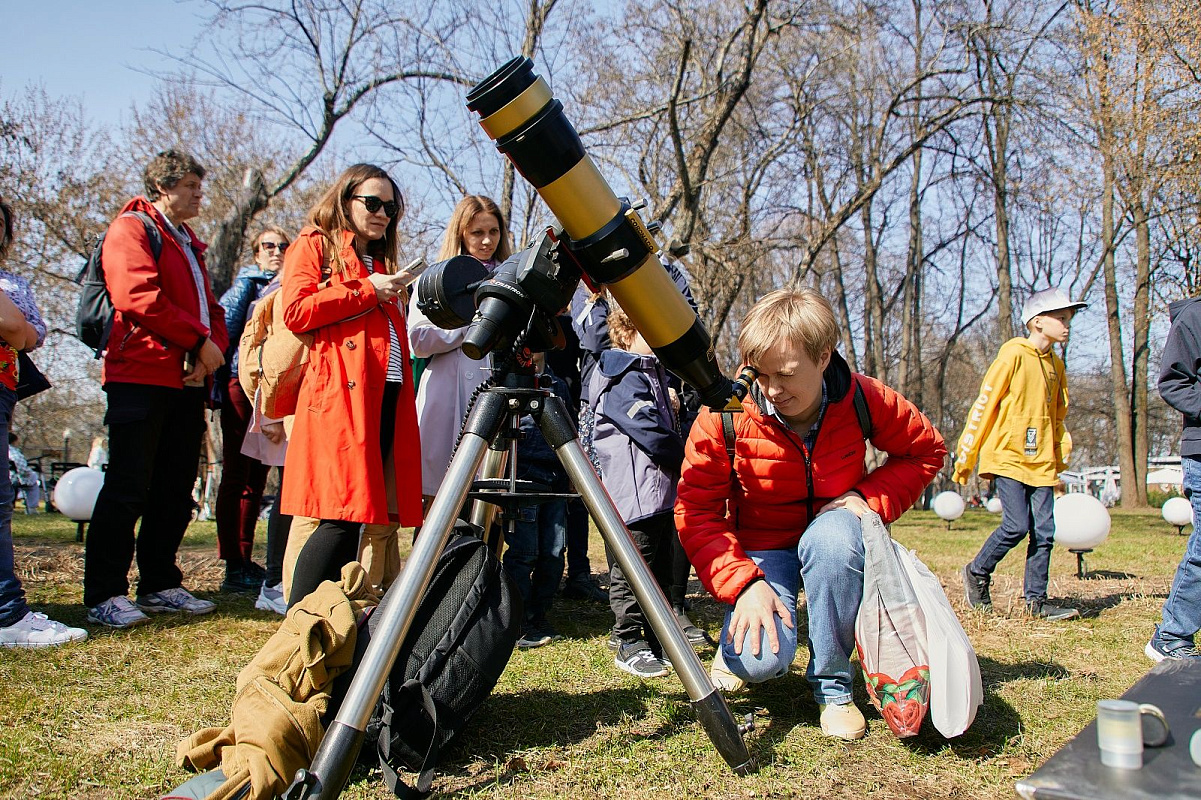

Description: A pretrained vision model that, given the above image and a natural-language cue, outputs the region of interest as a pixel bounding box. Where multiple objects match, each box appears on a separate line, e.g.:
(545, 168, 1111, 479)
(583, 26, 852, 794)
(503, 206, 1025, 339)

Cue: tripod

(284, 362, 754, 799)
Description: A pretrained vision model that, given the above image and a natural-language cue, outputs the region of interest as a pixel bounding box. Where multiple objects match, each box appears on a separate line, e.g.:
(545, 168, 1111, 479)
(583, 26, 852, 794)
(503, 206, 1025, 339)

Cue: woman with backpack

(214, 226, 291, 595)
(279, 164, 423, 604)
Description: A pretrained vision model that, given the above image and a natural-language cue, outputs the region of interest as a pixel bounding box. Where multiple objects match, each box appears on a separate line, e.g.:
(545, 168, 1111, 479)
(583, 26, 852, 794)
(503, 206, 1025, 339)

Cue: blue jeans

(969, 475, 1055, 603)
(0, 387, 29, 627)
(719, 509, 865, 705)
(1155, 456, 1201, 648)
(503, 467, 567, 624)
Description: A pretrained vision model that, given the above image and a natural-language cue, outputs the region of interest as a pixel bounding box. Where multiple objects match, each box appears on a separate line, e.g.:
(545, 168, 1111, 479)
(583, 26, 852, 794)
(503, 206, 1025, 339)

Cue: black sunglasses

(352, 195, 400, 218)
(258, 241, 288, 253)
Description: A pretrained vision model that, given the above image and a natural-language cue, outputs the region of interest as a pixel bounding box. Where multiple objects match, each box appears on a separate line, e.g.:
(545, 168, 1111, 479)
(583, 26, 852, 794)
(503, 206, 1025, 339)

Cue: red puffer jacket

(101, 197, 228, 388)
(675, 353, 947, 604)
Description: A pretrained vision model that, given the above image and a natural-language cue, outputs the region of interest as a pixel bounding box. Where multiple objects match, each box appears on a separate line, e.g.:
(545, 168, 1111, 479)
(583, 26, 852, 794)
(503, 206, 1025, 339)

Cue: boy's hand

(728, 580, 793, 657)
(819, 492, 871, 517)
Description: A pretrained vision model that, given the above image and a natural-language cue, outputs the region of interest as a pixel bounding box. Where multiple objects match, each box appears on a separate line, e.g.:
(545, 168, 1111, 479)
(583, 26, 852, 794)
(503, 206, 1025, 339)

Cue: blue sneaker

(136, 587, 216, 616)
(87, 596, 151, 629)
(1146, 637, 1201, 662)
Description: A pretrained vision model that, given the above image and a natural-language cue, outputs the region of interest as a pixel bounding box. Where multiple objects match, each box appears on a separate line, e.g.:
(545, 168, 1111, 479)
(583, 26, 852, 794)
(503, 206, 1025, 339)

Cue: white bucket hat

(1021, 288, 1088, 326)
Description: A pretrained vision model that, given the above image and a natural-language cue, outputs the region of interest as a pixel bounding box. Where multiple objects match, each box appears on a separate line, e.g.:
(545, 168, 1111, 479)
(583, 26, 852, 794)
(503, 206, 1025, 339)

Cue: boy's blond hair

(608, 301, 638, 351)
(738, 288, 839, 367)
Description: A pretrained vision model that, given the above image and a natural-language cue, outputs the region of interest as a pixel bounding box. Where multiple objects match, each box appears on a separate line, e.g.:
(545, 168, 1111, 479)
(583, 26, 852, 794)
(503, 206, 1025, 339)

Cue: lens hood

(415, 255, 490, 330)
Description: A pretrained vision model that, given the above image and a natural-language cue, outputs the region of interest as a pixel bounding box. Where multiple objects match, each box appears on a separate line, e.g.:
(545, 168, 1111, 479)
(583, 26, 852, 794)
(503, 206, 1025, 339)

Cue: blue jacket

(219, 266, 275, 377)
(571, 256, 696, 398)
(590, 349, 684, 524)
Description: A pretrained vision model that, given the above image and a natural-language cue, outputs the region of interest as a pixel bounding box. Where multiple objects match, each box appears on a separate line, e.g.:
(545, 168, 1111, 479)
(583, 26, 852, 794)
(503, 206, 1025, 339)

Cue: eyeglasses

(258, 241, 288, 253)
(352, 195, 400, 218)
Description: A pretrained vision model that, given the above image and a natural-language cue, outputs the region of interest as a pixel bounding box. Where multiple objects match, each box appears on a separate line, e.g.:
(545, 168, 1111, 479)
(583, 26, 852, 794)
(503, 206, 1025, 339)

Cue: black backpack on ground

(75, 210, 162, 358)
(355, 524, 522, 798)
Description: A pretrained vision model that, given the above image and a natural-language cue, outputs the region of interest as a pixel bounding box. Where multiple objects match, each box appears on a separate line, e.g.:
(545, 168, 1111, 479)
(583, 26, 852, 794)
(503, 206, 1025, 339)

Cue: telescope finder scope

(467, 57, 742, 412)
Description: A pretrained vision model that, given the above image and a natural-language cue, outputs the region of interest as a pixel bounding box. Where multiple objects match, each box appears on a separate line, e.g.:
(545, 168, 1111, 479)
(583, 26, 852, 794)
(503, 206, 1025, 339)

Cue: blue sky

(4, 1, 207, 125)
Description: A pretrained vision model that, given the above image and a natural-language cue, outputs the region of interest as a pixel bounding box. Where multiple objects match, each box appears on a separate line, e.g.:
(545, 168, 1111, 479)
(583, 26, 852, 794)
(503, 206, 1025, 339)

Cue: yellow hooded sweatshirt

(952, 337, 1071, 487)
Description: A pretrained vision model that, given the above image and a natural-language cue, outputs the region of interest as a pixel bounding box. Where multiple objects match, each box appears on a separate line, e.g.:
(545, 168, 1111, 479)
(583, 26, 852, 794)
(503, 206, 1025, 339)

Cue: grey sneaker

(87, 596, 151, 629)
(962, 565, 992, 610)
(1145, 638, 1201, 662)
(136, 587, 216, 616)
(0, 611, 88, 647)
(1026, 601, 1079, 621)
(255, 582, 287, 615)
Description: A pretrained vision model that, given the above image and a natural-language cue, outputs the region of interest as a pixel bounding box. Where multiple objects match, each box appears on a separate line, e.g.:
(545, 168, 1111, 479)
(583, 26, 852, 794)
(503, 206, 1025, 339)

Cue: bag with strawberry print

(854, 512, 930, 738)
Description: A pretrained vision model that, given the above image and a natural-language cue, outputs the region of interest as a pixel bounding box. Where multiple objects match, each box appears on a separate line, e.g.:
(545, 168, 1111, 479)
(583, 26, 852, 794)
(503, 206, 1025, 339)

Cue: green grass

(0, 508, 1189, 799)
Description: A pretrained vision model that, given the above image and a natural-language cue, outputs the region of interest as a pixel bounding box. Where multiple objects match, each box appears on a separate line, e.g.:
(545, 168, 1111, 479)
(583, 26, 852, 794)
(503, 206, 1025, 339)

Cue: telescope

(283, 59, 755, 800)
(465, 57, 744, 413)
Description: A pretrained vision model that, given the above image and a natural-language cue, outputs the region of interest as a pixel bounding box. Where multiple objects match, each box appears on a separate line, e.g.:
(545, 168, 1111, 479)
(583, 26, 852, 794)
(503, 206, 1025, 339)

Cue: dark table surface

(1015, 658, 1201, 799)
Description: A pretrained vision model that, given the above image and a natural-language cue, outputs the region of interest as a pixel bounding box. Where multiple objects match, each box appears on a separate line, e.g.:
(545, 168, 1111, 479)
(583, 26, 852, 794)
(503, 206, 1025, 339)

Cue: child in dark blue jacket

(504, 354, 571, 648)
(589, 303, 684, 678)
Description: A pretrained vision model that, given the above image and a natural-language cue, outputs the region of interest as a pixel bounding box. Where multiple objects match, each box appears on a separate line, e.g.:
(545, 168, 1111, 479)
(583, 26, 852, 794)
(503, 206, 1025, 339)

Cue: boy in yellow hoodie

(953, 288, 1087, 621)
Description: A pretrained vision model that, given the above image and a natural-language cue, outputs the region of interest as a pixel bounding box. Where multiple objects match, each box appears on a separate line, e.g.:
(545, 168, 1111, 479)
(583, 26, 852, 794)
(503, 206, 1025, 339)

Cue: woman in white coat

(408, 195, 512, 506)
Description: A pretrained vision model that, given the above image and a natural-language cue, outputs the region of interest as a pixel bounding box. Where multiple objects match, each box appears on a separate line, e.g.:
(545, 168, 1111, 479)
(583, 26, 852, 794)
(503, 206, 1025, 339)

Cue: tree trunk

(205, 169, 269, 296)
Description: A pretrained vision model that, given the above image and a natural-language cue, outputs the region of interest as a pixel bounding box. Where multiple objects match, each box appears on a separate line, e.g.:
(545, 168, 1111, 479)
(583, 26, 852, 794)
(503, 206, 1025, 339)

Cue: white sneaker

(255, 582, 287, 615)
(0, 611, 88, 647)
(135, 587, 216, 616)
(87, 596, 151, 629)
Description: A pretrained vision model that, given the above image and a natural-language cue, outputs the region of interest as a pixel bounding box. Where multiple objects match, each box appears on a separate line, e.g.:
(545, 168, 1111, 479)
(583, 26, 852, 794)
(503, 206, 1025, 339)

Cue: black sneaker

(1026, 601, 1079, 621)
(562, 573, 609, 603)
(517, 618, 560, 649)
(673, 605, 715, 647)
(961, 565, 992, 610)
(243, 561, 266, 581)
(1145, 638, 1201, 662)
(615, 641, 670, 678)
(221, 564, 263, 594)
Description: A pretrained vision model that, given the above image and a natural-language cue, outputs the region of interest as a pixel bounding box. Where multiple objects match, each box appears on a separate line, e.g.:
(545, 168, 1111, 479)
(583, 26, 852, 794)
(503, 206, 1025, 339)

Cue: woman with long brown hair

(280, 164, 422, 603)
(407, 195, 512, 506)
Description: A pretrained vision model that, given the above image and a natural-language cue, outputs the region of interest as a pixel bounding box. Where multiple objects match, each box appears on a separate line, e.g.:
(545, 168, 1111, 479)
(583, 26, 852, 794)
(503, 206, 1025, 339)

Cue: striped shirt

(363, 255, 405, 384)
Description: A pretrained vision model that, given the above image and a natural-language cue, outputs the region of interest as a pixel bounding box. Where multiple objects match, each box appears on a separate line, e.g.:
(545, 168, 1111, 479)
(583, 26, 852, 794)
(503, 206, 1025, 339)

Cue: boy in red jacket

(676, 289, 945, 740)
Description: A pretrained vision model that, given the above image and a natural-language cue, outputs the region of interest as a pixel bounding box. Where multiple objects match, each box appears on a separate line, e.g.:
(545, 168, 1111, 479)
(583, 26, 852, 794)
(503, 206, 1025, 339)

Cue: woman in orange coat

(280, 164, 422, 603)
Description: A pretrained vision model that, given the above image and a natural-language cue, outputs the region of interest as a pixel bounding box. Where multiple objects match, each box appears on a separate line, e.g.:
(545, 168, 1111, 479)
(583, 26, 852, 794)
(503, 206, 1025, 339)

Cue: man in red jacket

(676, 288, 946, 740)
(83, 150, 228, 628)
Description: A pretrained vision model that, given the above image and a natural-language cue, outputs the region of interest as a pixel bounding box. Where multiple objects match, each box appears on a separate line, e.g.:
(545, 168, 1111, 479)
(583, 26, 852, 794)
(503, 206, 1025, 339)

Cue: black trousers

(288, 381, 400, 606)
(608, 510, 675, 649)
(83, 383, 207, 608)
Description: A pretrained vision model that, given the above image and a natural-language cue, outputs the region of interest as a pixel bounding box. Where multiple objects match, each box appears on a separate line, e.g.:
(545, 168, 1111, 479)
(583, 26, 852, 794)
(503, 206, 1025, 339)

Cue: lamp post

(62, 428, 71, 464)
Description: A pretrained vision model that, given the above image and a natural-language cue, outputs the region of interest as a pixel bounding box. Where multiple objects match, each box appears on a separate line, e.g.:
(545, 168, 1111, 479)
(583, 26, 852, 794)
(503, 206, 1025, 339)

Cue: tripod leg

(471, 446, 507, 556)
(536, 396, 754, 774)
(288, 391, 509, 799)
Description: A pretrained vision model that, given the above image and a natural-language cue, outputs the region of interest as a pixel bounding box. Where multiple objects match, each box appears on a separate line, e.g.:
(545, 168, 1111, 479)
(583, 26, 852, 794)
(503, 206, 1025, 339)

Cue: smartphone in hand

(395, 257, 429, 287)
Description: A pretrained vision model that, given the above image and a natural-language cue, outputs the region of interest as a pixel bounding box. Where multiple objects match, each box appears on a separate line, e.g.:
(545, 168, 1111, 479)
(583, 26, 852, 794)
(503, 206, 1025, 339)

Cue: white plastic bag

(855, 512, 930, 737)
(896, 546, 982, 738)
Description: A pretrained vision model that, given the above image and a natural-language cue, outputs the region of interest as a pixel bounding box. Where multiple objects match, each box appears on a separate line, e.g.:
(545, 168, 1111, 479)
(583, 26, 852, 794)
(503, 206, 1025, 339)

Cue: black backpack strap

(379, 679, 440, 799)
(122, 210, 163, 261)
(852, 378, 873, 441)
(720, 410, 736, 480)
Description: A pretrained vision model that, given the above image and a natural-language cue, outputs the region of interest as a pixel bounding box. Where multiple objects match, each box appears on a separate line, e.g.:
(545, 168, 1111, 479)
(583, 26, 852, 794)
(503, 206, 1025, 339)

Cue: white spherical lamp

(52, 467, 105, 521)
(933, 491, 965, 528)
(986, 496, 1003, 514)
(1052, 493, 1110, 550)
(1162, 496, 1193, 534)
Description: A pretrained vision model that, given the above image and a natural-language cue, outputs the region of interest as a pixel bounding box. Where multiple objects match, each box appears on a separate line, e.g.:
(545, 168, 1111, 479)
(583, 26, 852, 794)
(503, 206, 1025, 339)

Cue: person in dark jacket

(503, 354, 571, 649)
(589, 303, 683, 679)
(1149, 297, 1201, 661)
(214, 226, 290, 593)
(84, 149, 228, 628)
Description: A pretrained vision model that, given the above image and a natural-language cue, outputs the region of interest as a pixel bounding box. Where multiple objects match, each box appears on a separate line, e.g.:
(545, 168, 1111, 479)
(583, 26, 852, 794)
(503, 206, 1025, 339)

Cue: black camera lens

(415, 255, 489, 330)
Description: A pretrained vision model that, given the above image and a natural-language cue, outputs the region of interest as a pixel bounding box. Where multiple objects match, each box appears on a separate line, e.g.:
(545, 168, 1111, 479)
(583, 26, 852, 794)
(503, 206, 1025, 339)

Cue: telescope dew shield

(467, 57, 740, 412)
